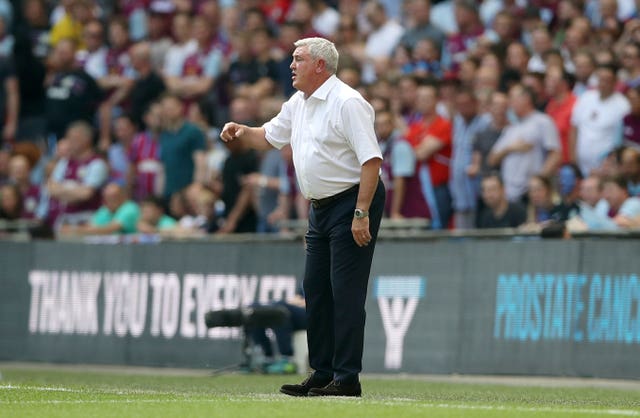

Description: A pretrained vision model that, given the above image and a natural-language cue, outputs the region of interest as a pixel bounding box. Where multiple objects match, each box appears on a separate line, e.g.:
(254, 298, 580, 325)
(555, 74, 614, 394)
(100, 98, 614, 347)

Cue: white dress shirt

(571, 90, 631, 176)
(491, 111, 560, 201)
(263, 75, 382, 200)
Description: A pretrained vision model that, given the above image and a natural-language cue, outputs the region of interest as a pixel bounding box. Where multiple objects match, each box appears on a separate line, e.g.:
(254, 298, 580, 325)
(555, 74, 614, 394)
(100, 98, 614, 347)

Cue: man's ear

(316, 59, 326, 73)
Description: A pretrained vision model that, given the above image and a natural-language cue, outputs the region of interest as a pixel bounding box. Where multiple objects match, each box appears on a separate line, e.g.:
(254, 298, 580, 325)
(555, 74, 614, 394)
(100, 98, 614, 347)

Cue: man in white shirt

(488, 84, 561, 202)
(361, 1, 404, 83)
(570, 63, 631, 176)
(221, 37, 384, 398)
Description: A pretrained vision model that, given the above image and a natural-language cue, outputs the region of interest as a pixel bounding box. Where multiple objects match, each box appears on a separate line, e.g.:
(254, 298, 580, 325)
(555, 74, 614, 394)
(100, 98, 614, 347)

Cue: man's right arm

(220, 123, 273, 151)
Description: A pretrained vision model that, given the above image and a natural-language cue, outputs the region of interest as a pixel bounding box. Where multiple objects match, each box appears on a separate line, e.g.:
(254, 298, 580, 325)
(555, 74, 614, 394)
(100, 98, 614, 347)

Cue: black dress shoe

(280, 374, 332, 397)
(307, 380, 362, 397)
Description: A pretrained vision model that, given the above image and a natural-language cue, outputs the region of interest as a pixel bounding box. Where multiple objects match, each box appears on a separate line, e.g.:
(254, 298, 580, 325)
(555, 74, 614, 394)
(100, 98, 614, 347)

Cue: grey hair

(294, 37, 339, 74)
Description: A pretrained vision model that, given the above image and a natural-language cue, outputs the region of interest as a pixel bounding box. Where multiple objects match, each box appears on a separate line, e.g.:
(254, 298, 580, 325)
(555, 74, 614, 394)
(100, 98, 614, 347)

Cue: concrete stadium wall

(1, 238, 639, 379)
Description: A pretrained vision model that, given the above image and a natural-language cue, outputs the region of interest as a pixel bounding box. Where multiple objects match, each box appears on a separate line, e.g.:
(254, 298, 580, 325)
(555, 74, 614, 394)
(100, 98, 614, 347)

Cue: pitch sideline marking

(1, 385, 638, 416)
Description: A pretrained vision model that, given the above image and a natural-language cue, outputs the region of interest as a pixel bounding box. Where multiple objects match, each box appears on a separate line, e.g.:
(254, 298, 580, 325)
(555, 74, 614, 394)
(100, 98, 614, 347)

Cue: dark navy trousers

(303, 181, 385, 385)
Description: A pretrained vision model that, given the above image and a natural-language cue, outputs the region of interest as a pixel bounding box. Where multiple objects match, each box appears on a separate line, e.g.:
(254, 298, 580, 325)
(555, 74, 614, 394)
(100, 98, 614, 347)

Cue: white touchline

(0, 387, 638, 416)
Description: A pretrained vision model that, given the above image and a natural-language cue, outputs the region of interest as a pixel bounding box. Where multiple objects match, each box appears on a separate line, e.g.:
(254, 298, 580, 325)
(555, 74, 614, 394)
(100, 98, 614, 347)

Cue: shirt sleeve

(190, 126, 207, 152)
(91, 207, 110, 226)
(341, 97, 383, 165)
(570, 95, 585, 126)
(83, 159, 109, 188)
(490, 129, 509, 153)
(158, 215, 178, 230)
(619, 198, 640, 218)
(264, 97, 294, 149)
(113, 202, 140, 233)
(432, 118, 452, 145)
(203, 50, 223, 78)
(51, 159, 68, 182)
(278, 159, 291, 195)
(542, 116, 561, 150)
(85, 53, 108, 79)
(391, 139, 416, 177)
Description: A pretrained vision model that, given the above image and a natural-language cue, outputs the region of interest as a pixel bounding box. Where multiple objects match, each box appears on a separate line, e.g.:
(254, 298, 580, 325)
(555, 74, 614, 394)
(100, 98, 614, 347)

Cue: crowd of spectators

(2, 0, 640, 239)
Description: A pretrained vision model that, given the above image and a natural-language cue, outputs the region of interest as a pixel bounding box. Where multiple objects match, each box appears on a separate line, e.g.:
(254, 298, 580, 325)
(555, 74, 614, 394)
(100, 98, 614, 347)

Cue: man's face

(141, 203, 161, 224)
(66, 127, 90, 156)
(597, 68, 616, 97)
(602, 182, 627, 209)
(489, 92, 509, 121)
(375, 112, 394, 140)
(52, 40, 75, 70)
(508, 86, 529, 118)
(573, 54, 594, 82)
(114, 118, 136, 142)
(620, 149, 640, 178)
(579, 177, 600, 206)
(481, 177, 504, 209)
(455, 92, 477, 120)
(544, 66, 563, 97)
(415, 86, 438, 116)
(290, 45, 318, 95)
(103, 184, 122, 213)
(83, 22, 104, 52)
(398, 79, 418, 108)
(161, 97, 184, 123)
(144, 103, 162, 131)
(8, 156, 30, 184)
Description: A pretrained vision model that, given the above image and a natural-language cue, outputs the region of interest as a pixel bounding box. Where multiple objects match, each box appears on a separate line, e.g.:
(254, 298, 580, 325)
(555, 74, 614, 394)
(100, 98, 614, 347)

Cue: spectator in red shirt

(404, 82, 453, 229)
(545, 65, 577, 163)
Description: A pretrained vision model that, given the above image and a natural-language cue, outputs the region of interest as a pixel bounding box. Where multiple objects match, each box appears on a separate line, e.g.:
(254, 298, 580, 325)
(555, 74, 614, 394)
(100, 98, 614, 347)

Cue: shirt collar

(309, 75, 339, 101)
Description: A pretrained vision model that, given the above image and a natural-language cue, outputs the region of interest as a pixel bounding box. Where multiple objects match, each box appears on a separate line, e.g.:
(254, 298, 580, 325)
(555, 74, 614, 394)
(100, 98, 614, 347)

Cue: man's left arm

(191, 127, 208, 183)
(352, 157, 382, 247)
(541, 117, 562, 177)
(342, 98, 383, 247)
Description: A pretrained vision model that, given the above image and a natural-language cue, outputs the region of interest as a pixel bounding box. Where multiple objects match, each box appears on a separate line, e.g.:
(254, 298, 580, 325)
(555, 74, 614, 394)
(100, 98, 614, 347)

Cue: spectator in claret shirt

(97, 16, 136, 150)
(107, 114, 137, 187)
(623, 86, 640, 147)
(619, 146, 640, 197)
(404, 82, 452, 229)
(46, 121, 109, 227)
(128, 101, 163, 202)
(0, 183, 23, 221)
(8, 154, 41, 220)
(375, 108, 418, 220)
(165, 15, 224, 106)
(162, 13, 197, 81)
(441, 0, 485, 74)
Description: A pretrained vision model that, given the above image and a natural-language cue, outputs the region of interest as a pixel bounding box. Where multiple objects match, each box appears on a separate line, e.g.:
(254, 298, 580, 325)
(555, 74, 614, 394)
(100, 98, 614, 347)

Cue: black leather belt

(310, 184, 359, 209)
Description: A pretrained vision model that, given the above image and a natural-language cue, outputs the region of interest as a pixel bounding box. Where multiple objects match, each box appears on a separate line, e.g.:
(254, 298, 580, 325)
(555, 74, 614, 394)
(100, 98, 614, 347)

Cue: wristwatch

(354, 208, 369, 219)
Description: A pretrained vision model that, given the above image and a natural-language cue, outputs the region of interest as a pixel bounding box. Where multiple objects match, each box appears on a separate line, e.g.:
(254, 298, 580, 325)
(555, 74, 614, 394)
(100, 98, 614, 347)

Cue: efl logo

(374, 276, 426, 370)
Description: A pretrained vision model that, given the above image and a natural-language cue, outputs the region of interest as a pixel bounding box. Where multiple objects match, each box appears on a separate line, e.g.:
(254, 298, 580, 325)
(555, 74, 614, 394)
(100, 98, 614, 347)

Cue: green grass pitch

(1, 364, 639, 417)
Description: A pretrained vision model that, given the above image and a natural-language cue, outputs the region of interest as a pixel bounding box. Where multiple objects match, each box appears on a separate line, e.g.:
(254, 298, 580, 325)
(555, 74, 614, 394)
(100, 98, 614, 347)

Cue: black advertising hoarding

(1, 239, 639, 379)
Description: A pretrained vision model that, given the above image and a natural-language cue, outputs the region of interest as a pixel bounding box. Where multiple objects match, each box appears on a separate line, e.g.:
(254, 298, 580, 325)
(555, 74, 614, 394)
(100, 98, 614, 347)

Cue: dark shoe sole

(280, 387, 308, 397)
(307, 391, 361, 397)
